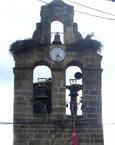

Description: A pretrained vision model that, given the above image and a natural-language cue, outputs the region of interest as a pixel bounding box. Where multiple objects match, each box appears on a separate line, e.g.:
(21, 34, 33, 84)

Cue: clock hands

(56, 54, 61, 60)
(50, 47, 65, 62)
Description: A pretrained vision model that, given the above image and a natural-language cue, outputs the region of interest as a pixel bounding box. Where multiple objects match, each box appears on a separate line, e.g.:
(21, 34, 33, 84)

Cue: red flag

(70, 127, 80, 145)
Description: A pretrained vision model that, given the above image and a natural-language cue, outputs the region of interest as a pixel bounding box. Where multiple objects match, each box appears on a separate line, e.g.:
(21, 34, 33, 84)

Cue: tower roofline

(42, 0, 73, 9)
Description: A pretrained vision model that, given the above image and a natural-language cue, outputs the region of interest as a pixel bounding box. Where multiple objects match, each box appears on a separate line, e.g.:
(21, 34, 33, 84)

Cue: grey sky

(0, 63, 13, 84)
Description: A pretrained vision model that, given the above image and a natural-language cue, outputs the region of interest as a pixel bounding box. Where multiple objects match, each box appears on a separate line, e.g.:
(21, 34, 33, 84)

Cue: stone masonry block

(90, 90, 101, 95)
(84, 95, 97, 100)
(14, 101, 31, 107)
(52, 100, 58, 107)
(14, 106, 32, 114)
(52, 94, 65, 100)
(88, 101, 99, 107)
(52, 107, 65, 114)
(52, 87, 58, 93)
(84, 107, 97, 113)
(29, 140, 41, 145)
(14, 139, 28, 145)
(58, 100, 66, 107)
(86, 113, 100, 118)
(59, 87, 65, 93)
(90, 133, 102, 138)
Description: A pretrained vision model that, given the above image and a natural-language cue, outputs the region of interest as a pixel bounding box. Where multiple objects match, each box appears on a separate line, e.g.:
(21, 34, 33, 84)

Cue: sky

(0, 0, 115, 144)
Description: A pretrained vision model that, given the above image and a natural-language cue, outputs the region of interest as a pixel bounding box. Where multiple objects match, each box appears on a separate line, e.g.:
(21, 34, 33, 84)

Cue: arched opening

(33, 65, 52, 114)
(66, 66, 83, 116)
(51, 21, 64, 44)
(33, 65, 52, 83)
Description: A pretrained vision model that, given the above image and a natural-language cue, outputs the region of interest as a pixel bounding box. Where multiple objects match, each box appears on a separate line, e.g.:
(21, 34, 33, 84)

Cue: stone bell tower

(11, 0, 104, 145)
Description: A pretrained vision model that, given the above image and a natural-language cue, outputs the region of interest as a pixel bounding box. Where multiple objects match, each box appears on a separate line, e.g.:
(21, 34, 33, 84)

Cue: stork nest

(70, 38, 102, 53)
(10, 38, 102, 55)
(9, 39, 39, 55)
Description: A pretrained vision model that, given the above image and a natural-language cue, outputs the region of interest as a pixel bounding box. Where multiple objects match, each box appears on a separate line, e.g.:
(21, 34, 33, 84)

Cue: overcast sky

(0, 0, 115, 144)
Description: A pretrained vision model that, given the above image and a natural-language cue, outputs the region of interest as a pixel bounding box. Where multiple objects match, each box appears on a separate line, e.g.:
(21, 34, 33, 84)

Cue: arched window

(33, 65, 52, 114)
(33, 65, 52, 83)
(66, 66, 82, 116)
(51, 21, 64, 44)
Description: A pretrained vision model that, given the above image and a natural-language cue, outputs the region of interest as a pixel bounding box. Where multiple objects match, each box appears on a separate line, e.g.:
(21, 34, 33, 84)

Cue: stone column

(52, 69, 66, 117)
(82, 68, 102, 118)
(81, 68, 104, 145)
(13, 67, 33, 145)
(42, 21, 51, 44)
(64, 16, 74, 44)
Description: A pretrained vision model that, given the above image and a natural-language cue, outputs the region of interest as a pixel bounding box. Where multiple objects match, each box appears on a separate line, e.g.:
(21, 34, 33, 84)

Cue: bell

(52, 32, 62, 45)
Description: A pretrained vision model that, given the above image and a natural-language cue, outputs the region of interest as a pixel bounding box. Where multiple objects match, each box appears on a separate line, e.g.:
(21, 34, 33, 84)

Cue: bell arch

(51, 21, 64, 44)
(33, 65, 52, 114)
(66, 65, 83, 115)
(33, 65, 52, 83)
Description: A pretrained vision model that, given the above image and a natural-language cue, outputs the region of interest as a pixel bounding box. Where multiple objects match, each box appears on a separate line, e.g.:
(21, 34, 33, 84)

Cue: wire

(67, 0, 115, 17)
(0, 121, 115, 125)
(0, 122, 13, 125)
(37, 0, 48, 4)
(38, 0, 115, 17)
(75, 10, 115, 20)
(36, 0, 115, 20)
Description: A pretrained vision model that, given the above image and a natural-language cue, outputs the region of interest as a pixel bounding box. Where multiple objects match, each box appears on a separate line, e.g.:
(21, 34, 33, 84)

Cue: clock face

(50, 47, 65, 62)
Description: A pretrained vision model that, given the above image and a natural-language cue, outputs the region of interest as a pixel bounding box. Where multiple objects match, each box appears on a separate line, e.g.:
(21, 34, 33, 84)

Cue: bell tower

(11, 0, 104, 145)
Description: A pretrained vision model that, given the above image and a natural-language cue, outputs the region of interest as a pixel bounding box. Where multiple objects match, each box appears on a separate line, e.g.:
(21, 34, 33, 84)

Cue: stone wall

(13, 46, 104, 145)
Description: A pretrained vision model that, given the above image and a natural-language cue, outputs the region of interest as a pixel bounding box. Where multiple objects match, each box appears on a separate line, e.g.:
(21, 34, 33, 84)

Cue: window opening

(33, 65, 51, 83)
(66, 66, 83, 116)
(33, 65, 52, 114)
(51, 21, 64, 44)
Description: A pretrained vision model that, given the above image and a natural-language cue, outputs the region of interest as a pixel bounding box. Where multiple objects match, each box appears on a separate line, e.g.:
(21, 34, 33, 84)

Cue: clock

(50, 47, 65, 62)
